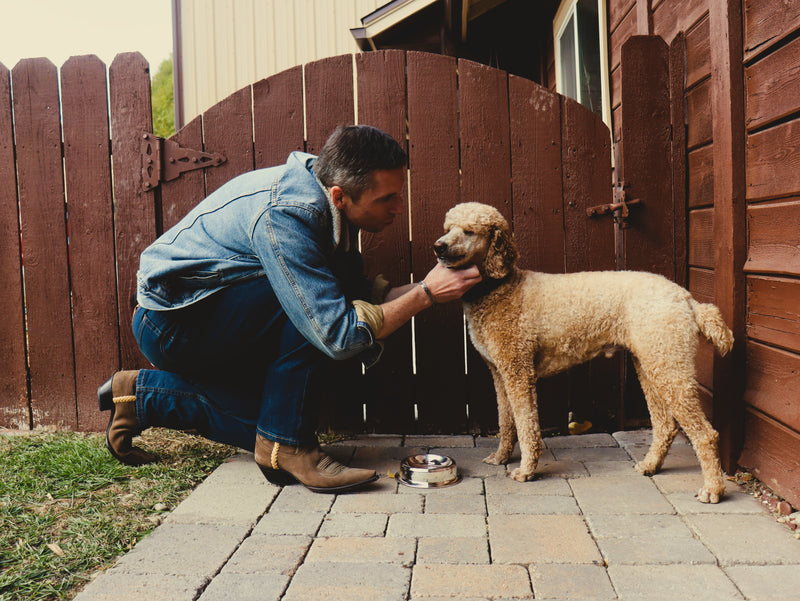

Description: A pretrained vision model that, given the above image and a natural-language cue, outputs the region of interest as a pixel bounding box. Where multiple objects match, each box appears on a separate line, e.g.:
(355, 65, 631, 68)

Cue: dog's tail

(690, 299, 734, 356)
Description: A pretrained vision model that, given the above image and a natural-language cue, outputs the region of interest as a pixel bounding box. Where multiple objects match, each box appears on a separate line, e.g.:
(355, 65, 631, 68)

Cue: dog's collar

(462, 273, 513, 303)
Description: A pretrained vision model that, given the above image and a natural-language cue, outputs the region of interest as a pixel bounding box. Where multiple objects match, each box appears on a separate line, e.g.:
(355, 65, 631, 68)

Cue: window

(554, 0, 610, 126)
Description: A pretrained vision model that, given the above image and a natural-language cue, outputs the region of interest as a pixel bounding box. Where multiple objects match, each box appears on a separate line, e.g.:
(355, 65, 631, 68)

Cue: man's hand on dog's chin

(422, 262, 482, 304)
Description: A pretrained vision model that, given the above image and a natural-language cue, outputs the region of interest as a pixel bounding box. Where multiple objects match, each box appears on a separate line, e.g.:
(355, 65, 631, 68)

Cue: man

(98, 125, 481, 493)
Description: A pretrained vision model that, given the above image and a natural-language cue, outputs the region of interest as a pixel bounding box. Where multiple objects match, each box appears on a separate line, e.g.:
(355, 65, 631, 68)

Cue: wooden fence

(0, 50, 614, 435)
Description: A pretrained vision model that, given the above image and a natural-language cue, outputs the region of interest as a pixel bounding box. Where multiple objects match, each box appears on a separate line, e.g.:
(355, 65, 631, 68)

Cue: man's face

(330, 168, 406, 233)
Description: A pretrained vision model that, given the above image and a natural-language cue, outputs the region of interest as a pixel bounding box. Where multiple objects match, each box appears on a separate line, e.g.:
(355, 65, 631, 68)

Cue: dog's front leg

(483, 364, 517, 465)
(504, 372, 543, 482)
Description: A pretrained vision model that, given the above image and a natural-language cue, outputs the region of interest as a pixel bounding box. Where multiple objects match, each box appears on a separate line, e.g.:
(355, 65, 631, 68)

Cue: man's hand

(374, 263, 481, 340)
(419, 262, 482, 304)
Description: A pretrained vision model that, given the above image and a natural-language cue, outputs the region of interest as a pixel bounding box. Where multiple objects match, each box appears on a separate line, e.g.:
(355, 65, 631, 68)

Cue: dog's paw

(509, 468, 533, 482)
(696, 487, 722, 504)
(483, 452, 508, 465)
(634, 461, 657, 477)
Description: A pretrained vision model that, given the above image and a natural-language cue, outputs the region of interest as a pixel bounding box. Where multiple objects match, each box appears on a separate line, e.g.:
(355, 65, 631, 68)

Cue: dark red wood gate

(1, 49, 669, 436)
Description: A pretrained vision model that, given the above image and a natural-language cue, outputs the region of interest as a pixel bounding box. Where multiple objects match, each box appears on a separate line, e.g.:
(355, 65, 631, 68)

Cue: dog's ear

(484, 226, 518, 279)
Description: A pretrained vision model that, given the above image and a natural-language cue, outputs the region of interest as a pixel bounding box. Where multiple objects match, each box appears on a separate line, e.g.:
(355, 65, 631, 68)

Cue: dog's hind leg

(669, 385, 726, 503)
(483, 364, 517, 465)
(632, 358, 680, 476)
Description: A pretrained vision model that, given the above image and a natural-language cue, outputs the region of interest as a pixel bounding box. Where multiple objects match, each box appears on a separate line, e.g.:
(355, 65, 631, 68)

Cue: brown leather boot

(98, 370, 158, 466)
(254, 434, 378, 493)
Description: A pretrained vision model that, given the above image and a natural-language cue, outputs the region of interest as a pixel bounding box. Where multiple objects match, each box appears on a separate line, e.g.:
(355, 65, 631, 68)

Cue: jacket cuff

(352, 299, 384, 338)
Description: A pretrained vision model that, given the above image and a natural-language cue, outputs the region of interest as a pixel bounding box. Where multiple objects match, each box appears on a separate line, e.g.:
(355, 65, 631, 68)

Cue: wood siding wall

(738, 0, 800, 507)
(609, 0, 800, 507)
(175, 0, 384, 124)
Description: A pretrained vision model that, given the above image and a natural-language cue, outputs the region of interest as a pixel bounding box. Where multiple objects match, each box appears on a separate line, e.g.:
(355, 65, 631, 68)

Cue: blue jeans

(132, 278, 329, 451)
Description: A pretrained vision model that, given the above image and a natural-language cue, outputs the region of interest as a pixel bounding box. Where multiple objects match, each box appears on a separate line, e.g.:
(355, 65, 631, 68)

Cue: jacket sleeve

(251, 200, 383, 365)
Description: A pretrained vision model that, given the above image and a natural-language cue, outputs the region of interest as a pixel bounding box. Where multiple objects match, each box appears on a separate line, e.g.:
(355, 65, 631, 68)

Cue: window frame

(553, 0, 612, 128)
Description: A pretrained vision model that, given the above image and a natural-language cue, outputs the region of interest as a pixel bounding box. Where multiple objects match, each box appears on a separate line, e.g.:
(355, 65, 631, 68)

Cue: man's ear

(329, 185, 345, 209)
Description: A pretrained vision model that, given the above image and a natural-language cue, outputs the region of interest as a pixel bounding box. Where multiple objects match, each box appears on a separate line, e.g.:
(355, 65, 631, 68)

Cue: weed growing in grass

(0, 429, 235, 601)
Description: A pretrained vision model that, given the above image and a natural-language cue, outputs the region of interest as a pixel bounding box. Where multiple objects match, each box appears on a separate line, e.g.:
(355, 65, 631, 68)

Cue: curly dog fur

(435, 202, 734, 503)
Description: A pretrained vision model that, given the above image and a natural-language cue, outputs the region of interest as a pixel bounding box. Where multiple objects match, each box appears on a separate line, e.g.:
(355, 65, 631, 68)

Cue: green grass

(0, 429, 235, 601)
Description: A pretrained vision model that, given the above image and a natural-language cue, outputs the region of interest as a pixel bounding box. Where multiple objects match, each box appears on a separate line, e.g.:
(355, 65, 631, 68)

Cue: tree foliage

(151, 55, 175, 138)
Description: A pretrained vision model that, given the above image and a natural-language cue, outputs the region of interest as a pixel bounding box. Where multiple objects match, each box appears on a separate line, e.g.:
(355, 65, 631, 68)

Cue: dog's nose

(433, 240, 448, 257)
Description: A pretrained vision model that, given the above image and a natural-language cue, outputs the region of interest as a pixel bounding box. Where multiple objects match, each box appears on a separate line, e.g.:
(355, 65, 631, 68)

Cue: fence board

(747, 275, 800, 353)
(304, 55, 355, 153)
(621, 36, 674, 280)
(13, 58, 77, 429)
(561, 95, 619, 432)
(687, 144, 714, 208)
(253, 66, 305, 170)
(745, 341, 800, 432)
(739, 407, 800, 509)
(509, 76, 564, 274)
(109, 53, 156, 370)
(459, 58, 512, 432)
(745, 199, 800, 277)
(509, 75, 569, 433)
(61, 55, 118, 431)
(745, 36, 800, 132)
(356, 50, 414, 433)
(161, 116, 205, 231)
(407, 52, 466, 433)
(746, 118, 800, 202)
(202, 86, 254, 194)
(0, 63, 28, 428)
(303, 54, 362, 432)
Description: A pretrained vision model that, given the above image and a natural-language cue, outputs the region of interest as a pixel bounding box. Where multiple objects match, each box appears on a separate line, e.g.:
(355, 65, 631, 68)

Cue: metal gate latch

(141, 133, 226, 191)
(586, 180, 641, 228)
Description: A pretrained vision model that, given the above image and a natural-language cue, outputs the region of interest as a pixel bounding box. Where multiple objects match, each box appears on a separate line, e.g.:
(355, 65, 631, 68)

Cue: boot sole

(257, 464, 379, 494)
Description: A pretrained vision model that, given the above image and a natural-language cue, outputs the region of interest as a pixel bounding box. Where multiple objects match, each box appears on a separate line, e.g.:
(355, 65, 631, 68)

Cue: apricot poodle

(434, 202, 734, 503)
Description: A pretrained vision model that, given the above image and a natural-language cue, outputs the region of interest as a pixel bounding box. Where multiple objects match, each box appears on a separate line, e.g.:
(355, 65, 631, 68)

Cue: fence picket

(509, 75, 569, 432)
(62, 55, 118, 431)
(407, 52, 467, 433)
(202, 86, 254, 194)
(109, 52, 156, 370)
(0, 63, 28, 429)
(459, 58, 513, 432)
(13, 58, 77, 428)
(253, 66, 305, 169)
(161, 116, 205, 231)
(302, 54, 363, 432)
(356, 50, 414, 433)
(561, 95, 620, 432)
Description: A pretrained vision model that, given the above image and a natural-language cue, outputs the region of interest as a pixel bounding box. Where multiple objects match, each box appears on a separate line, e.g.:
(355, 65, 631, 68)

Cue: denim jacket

(137, 152, 384, 367)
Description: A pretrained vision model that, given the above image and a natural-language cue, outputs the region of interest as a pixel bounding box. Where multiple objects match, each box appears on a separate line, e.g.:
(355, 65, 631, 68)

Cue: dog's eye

(463, 230, 475, 236)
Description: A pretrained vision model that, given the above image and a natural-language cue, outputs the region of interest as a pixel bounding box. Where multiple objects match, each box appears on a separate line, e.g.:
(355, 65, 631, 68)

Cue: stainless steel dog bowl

(398, 454, 461, 488)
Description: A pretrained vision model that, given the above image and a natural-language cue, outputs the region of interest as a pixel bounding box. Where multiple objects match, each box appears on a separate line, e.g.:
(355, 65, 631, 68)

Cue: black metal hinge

(141, 132, 226, 191)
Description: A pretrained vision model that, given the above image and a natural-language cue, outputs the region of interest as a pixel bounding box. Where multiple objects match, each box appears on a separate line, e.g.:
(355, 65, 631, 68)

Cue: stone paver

(685, 513, 800, 565)
(725, 565, 800, 600)
(607, 565, 744, 600)
(530, 563, 617, 599)
(305, 536, 416, 565)
(489, 514, 603, 564)
(416, 536, 491, 564)
(72, 431, 800, 601)
(570, 475, 676, 514)
(411, 564, 533, 599)
(283, 562, 412, 601)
